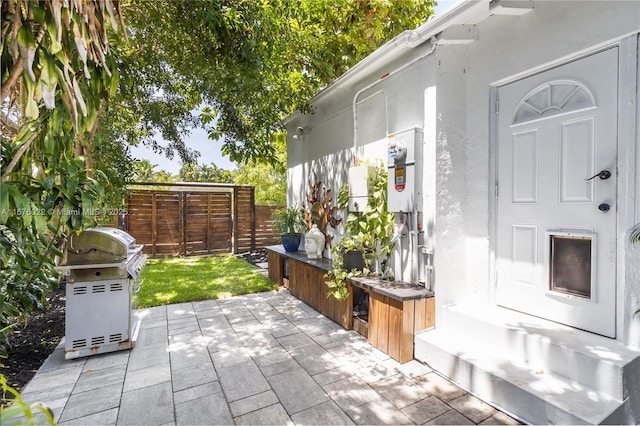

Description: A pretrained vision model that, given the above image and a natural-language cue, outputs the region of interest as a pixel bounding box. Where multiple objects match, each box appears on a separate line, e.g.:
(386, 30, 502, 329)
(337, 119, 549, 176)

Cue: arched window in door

(512, 80, 596, 125)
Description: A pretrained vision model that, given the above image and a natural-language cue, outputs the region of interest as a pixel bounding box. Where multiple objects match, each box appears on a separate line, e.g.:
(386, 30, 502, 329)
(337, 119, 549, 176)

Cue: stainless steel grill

(57, 227, 146, 360)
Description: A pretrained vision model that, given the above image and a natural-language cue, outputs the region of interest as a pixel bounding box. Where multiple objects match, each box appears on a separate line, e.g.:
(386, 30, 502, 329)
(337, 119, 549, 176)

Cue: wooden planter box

(266, 246, 435, 363)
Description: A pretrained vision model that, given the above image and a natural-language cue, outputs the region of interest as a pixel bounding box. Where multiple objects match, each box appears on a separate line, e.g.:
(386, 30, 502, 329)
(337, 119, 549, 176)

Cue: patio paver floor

(17, 289, 521, 425)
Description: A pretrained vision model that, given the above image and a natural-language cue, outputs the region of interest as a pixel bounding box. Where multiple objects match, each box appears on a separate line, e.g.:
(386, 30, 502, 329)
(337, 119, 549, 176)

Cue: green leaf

(0, 184, 9, 224)
(17, 26, 37, 83)
(81, 191, 93, 217)
(33, 213, 47, 234)
(66, 175, 79, 195)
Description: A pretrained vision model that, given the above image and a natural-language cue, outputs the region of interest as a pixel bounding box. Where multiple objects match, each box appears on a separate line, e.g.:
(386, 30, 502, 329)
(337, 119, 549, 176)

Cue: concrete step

(414, 302, 640, 424)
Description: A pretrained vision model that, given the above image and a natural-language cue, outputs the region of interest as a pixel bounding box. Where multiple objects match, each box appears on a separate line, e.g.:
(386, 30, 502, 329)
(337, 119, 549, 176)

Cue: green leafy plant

(325, 161, 395, 300)
(0, 374, 54, 425)
(630, 224, 640, 245)
(272, 206, 306, 235)
(630, 223, 640, 318)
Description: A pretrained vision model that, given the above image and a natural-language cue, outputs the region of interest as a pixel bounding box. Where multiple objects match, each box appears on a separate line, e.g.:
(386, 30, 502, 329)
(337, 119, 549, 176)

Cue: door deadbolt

(598, 203, 611, 212)
(586, 170, 612, 181)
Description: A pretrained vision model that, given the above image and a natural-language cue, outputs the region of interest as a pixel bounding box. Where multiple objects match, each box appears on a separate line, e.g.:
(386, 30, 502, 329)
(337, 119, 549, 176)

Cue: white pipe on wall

(351, 36, 439, 152)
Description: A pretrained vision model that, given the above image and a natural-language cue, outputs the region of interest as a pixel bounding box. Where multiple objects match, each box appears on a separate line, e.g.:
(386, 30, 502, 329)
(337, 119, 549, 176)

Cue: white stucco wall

(287, 1, 640, 343)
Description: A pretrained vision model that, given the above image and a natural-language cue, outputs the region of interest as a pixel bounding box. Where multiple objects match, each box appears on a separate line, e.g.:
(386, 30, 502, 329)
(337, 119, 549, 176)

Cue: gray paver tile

(128, 342, 169, 371)
(221, 305, 253, 319)
(59, 383, 122, 423)
(173, 381, 223, 405)
(140, 317, 168, 329)
(346, 398, 413, 425)
(123, 363, 171, 392)
(401, 396, 450, 424)
(448, 393, 498, 423)
(312, 333, 354, 350)
(168, 329, 202, 344)
(171, 361, 218, 392)
(237, 330, 280, 349)
(268, 320, 299, 338)
(371, 373, 432, 409)
(196, 310, 226, 322)
(73, 364, 127, 394)
(394, 359, 433, 379)
(259, 358, 299, 378)
(414, 371, 467, 401)
(267, 367, 330, 415)
(168, 342, 211, 370)
(37, 345, 85, 374)
(206, 331, 244, 353)
(349, 359, 398, 384)
(217, 361, 271, 402)
(168, 322, 200, 337)
(20, 365, 82, 396)
(211, 345, 252, 368)
(82, 350, 130, 372)
(312, 365, 355, 387)
(295, 319, 336, 336)
(291, 400, 355, 425)
(251, 344, 292, 366)
(118, 381, 174, 425)
(480, 410, 522, 425)
(230, 317, 262, 330)
(322, 375, 381, 411)
(229, 390, 279, 417)
(425, 409, 475, 425)
(136, 323, 168, 346)
(175, 389, 233, 425)
(20, 395, 68, 423)
(234, 403, 293, 425)
(290, 343, 341, 376)
(277, 332, 316, 350)
(192, 299, 220, 312)
(166, 303, 195, 320)
(138, 305, 166, 320)
(58, 407, 118, 425)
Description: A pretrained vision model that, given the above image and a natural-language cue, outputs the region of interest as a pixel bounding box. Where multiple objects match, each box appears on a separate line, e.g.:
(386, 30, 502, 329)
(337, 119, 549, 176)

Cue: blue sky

(130, 0, 457, 174)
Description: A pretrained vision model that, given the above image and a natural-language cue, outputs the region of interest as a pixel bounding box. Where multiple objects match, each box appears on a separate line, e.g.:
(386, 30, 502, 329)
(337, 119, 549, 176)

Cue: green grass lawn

(137, 254, 278, 308)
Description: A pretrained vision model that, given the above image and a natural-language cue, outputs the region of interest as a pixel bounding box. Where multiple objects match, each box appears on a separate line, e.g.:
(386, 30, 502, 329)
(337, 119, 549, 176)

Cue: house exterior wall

(287, 1, 640, 344)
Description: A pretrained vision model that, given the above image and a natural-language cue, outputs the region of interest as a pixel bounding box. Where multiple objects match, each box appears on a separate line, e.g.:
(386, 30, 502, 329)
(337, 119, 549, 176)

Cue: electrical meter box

(387, 128, 424, 212)
(348, 165, 375, 212)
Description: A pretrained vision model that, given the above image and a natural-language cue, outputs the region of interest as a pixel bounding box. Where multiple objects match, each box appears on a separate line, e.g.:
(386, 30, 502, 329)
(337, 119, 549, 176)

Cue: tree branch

(1, 16, 48, 102)
(1, 130, 38, 183)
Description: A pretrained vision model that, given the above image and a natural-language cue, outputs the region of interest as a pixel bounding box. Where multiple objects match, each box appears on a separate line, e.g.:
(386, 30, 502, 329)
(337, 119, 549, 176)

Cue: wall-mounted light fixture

(292, 126, 310, 140)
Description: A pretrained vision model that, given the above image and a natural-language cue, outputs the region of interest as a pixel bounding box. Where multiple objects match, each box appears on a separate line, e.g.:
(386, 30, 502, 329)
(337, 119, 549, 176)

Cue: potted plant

(630, 223, 640, 317)
(272, 206, 306, 252)
(325, 161, 395, 300)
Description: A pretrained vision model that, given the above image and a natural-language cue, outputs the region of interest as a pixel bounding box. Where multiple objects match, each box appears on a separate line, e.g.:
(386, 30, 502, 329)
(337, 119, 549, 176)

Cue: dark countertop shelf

(266, 245, 434, 302)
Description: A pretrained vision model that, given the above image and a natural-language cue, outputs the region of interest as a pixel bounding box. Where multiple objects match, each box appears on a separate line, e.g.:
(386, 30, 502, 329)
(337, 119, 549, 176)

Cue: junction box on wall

(348, 164, 375, 212)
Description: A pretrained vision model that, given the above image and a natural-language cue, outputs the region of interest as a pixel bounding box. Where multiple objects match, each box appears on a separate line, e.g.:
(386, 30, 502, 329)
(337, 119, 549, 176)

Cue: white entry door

(496, 48, 618, 338)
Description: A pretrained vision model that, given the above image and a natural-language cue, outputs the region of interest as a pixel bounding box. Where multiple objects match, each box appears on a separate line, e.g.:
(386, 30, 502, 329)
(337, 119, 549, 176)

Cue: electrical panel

(387, 128, 423, 212)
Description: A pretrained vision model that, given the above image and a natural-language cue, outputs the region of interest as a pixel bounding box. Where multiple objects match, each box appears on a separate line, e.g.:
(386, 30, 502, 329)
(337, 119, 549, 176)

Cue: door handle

(598, 203, 611, 212)
(585, 170, 611, 181)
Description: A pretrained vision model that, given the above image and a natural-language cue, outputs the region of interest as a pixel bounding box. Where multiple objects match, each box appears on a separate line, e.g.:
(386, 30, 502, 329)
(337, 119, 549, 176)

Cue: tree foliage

(117, 0, 435, 168)
(178, 163, 235, 184)
(0, 0, 123, 355)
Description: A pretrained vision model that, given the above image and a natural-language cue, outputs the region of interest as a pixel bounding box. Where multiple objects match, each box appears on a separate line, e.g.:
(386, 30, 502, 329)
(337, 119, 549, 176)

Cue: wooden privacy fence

(124, 183, 281, 257)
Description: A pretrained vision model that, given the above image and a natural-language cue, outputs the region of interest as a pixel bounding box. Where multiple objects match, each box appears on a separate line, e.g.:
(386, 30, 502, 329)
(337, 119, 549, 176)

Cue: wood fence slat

(124, 185, 280, 258)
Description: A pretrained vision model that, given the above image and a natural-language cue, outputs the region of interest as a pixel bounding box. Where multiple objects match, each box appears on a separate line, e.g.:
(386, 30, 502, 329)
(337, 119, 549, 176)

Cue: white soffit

(303, 0, 533, 107)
